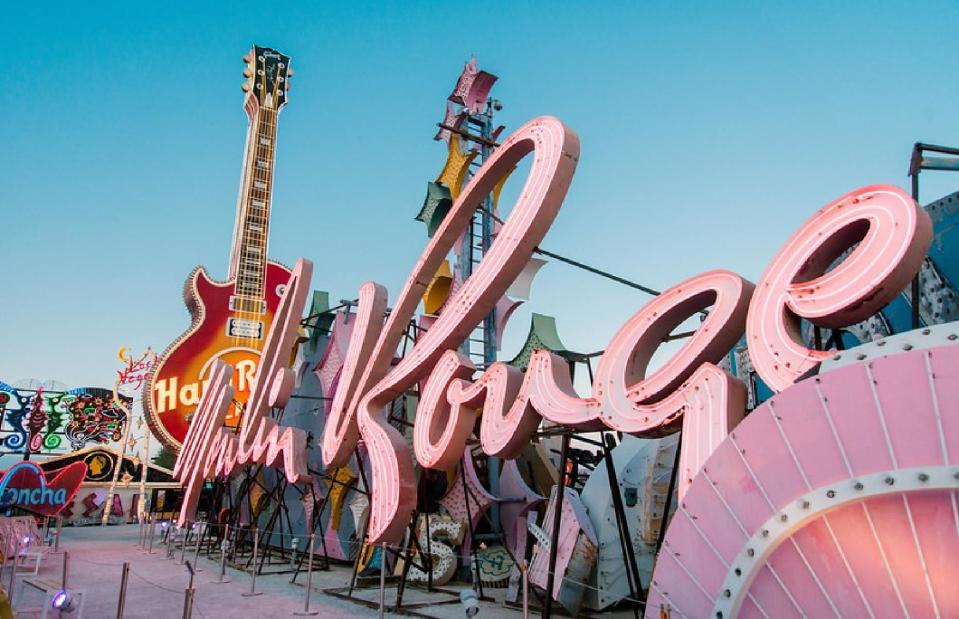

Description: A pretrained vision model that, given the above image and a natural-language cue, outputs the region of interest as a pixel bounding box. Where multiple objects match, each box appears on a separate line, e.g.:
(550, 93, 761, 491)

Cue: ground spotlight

(51, 589, 77, 612)
(459, 589, 480, 617)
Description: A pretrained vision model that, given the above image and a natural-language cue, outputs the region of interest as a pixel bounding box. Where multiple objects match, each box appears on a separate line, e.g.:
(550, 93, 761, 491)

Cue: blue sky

(3, 1, 959, 387)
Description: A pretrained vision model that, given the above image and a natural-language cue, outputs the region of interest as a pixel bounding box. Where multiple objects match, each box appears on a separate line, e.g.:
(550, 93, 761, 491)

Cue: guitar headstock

(242, 45, 292, 110)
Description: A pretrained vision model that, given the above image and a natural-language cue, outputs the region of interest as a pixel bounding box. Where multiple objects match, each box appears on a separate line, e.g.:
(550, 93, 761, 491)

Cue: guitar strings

(231, 57, 283, 428)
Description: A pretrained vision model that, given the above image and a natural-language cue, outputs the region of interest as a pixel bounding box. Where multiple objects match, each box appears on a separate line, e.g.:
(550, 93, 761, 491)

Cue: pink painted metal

(313, 311, 355, 414)
(321, 281, 387, 469)
(746, 184, 932, 392)
(172, 259, 314, 527)
(447, 56, 498, 114)
(506, 256, 546, 301)
(434, 101, 467, 143)
(493, 293, 522, 349)
(645, 343, 959, 618)
(318, 116, 580, 543)
(528, 485, 598, 611)
(498, 459, 544, 557)
(438, 450, 498, 558)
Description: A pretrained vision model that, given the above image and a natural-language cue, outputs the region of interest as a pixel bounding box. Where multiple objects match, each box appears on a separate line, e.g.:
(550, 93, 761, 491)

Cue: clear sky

(3, 1, 959, 387)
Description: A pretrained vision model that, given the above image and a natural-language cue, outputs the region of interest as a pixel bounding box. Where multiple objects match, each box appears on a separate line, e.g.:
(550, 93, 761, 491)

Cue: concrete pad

(7, 525, 537, 618)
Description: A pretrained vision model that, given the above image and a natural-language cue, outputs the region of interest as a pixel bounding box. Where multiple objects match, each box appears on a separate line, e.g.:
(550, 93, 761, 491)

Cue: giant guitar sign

(146, 46, 293, 450)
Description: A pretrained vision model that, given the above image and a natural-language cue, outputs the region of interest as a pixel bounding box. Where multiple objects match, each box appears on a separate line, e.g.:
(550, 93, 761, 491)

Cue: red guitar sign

(145, 45, 293, 450)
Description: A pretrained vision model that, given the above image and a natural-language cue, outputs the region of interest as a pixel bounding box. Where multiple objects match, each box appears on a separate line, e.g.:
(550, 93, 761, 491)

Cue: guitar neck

(229, 101, 279, 300)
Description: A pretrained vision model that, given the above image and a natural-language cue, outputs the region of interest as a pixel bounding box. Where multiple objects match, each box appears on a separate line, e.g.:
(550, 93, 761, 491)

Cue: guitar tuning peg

(287, 68, 294, 77)
(285, 81, 292, 91)
(241, 82, 251, 92)
(243, 53, 252, 64)
(243, 68, 252, 78)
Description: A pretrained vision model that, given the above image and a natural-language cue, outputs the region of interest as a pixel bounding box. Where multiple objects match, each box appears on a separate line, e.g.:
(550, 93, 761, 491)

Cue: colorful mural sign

(63, 392, 125, 450)
(0, 382, 129, 460)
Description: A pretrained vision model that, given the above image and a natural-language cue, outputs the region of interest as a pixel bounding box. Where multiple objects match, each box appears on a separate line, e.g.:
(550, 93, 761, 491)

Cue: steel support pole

(378, 542, 387, 619)
(148, 516, 156, 554)
(54, 515, 62, 553)
(193, 523, 204, 571)
(542, 432, 570, 619)
(167, 525, 177, 559)
(460, 455, 483, 597)
(7, 539, 18, 601)
(911, 171, 922, 329)
(181, 588, 194, 619)
(243, 528, 263, 596)
(294, 533, 319, 616)
(117, 562, 130, 619)
(213, 524, 231, 584)
(424, 510, 433, 592)
(348, 447, 371, 598)
(217, 545, 229, 583)
(603, 433, 644, 617)
(478, 107, 501, 534)
(655, 434, 682, 555)
(522, 560, 530, 619)
(179, 525, 189, 564)
(61, 550, 69, 590)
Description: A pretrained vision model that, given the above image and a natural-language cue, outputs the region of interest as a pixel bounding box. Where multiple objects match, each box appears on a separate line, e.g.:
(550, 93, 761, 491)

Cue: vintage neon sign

(319, 116, 580, 542)
(176, 114, 932, 547)
(0, 462, 87, 516)
(116, 347, 158, 392)
(745, 186, 931, 391)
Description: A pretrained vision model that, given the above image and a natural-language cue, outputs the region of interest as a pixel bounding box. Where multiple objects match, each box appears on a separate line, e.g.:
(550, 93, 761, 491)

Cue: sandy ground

(6, 524, 541, 618)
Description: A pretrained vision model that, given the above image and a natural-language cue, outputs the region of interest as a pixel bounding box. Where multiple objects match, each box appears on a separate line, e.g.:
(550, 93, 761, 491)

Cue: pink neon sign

(176, 113, 932, 547)
(173, 260, 314, 527)
(316, 116, 580, 543)
(746, 184, 932, 392)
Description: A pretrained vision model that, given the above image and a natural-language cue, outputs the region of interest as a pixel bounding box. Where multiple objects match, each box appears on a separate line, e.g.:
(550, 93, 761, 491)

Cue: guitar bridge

(229, 296, 267, 314)
(226, 317, 264, 339)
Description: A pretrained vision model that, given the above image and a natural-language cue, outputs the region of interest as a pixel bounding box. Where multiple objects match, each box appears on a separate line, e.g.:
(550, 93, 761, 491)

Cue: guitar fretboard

(231, 101, 279, 300)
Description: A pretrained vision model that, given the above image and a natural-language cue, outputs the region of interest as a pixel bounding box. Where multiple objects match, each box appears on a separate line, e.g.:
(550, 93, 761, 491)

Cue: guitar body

(145, 260, 292, 449)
